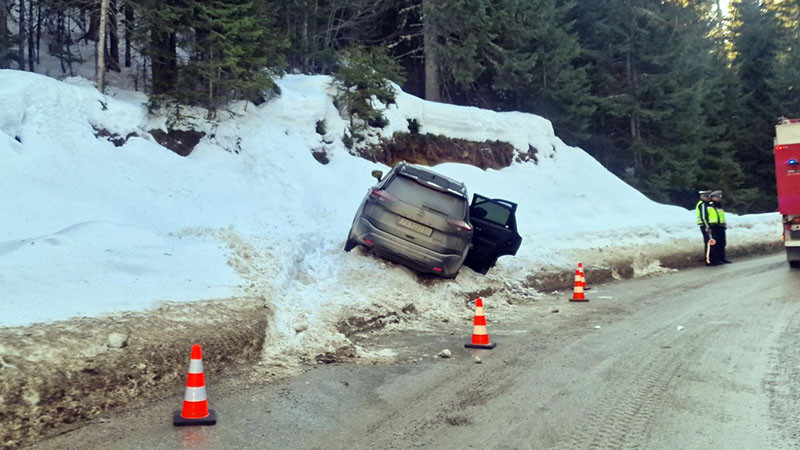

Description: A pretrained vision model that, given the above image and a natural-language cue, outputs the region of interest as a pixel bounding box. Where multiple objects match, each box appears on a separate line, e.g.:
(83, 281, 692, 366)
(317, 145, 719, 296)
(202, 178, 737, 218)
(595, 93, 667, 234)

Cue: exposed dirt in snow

(360, 132, 516, 169)
(149, 129, 206, 156)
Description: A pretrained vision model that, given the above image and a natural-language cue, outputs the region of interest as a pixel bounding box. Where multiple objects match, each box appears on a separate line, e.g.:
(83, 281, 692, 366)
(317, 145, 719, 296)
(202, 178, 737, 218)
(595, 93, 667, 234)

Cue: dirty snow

(0, 69, 782, 364)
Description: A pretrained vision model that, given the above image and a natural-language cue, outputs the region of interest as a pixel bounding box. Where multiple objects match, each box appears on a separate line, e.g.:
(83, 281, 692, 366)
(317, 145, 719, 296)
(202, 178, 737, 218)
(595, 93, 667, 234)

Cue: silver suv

(344, 162, 522, 278)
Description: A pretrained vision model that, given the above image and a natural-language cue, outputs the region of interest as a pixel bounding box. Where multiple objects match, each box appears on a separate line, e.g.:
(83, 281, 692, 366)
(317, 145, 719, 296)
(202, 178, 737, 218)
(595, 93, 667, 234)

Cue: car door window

(472, 198, 511, 227)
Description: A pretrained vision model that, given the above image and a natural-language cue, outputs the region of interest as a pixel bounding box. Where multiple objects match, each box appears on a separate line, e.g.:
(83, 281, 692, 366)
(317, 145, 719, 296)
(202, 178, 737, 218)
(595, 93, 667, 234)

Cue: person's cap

(710, 190, 723, 197)
(698, 190, 711, 196)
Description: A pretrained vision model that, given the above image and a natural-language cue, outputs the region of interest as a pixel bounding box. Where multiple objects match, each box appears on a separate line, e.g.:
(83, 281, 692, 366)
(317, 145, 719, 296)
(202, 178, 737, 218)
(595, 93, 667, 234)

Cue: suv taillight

(370, 189, 398, 202)
(447, 219, 472, 232)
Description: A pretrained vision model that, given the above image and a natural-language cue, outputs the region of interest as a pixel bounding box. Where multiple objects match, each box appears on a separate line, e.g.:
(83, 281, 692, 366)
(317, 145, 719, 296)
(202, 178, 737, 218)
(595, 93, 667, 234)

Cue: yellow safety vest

(707, 205, 724, 225)
(695, 200, 704, 225)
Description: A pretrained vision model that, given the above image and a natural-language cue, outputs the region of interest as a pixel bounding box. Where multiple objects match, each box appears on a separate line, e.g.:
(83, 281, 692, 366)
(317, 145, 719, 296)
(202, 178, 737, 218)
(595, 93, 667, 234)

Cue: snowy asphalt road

(29, 253, 800, 449)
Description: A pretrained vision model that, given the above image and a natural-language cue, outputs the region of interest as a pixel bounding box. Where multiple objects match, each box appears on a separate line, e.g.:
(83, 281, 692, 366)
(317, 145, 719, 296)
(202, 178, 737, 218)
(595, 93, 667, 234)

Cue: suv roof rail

(395, 162, 468, 197)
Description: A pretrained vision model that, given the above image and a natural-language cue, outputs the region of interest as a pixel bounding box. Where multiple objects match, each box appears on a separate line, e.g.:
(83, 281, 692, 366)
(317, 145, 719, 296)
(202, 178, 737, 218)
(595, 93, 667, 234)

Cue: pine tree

(697, 4, 756, 213)
(646, 1, 720, 203)
(768, 0, 800, 116)
(45, 0, 84, 75)
(422, 0, 495, 104)
(331, 45, 404, 137)
(271, 0, 393, 74)
(490, 0, 594, 145)
(728, 0, 782, 211)
(571, 0, 723, 204)
(133, 0, 186, 95)
(181, 0, 287, 116)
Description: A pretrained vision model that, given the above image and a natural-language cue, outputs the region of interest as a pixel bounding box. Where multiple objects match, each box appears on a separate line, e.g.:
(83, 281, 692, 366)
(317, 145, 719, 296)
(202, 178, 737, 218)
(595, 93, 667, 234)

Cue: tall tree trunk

(150, 27, 177, 95)
(0, 0, 7, 69)
(625, 0, 641, 171)
(302, 0, 308, 72)
(57, 11, 66, 73)
(108, 0, 119, 71)
(18, 0, 25, 69)
(36, 2, 42, 64)
(27, 0, 34, 71)
(123, 2, 132, 68)
(86, 5, 99, 43)
(66, 14, 74, 75)
(97, 0, 109, 92)
(311, 0, 318, 72)
(422, 0, 440, 102)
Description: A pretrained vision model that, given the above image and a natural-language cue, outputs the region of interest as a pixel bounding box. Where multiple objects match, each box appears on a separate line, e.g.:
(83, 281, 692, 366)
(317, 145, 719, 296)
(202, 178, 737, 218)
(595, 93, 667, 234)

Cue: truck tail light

(447, 219, 472, 232)
(370, 189, 398, 202)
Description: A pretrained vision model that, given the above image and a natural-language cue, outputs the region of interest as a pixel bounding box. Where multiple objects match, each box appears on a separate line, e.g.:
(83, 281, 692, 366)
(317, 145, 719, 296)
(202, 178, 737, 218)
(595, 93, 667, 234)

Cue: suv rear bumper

(350, 217, 466, 277)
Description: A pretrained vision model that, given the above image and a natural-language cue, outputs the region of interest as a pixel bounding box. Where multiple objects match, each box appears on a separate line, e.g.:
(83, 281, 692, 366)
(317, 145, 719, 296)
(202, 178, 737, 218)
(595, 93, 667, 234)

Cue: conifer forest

(1, 0, 798, 213)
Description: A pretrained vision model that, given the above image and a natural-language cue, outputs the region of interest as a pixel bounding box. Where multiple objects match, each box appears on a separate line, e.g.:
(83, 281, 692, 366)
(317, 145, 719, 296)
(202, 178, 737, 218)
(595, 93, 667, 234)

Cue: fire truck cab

(774, 118, 800, 267)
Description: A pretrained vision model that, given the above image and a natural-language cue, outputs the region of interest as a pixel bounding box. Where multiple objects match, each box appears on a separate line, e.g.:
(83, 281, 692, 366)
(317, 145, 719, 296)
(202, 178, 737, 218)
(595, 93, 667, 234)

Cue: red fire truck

(774, 118, 800, 267)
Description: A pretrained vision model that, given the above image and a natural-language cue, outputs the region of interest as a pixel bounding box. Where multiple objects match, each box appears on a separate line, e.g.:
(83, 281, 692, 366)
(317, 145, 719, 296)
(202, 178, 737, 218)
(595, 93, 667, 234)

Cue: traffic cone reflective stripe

(181, 389, 209, 419)
(466, 298, 496, 349)
(578, 262, 590, 290)
(174, 344, 217, 426)
(570, 269, 588, 302)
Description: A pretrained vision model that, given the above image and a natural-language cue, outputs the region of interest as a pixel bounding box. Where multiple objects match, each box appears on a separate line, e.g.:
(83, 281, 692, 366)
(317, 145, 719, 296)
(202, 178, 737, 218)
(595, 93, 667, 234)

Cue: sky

(0, 68, 781, 362)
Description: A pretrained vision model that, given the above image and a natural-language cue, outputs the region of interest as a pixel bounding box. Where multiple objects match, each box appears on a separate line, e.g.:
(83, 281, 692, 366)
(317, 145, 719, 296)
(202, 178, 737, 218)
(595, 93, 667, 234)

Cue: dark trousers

(709, 226, 725, 264)
(699, 226, 709, 258)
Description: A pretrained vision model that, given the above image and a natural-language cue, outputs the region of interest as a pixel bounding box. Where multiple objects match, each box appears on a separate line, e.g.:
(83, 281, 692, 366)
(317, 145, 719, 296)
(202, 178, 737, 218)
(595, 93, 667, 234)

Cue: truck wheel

(790, 260, 800, 269)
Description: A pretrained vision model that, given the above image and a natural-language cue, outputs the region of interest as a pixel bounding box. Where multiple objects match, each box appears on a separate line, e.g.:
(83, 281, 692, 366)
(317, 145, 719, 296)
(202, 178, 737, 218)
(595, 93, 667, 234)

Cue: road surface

(28, 254, 800, 449)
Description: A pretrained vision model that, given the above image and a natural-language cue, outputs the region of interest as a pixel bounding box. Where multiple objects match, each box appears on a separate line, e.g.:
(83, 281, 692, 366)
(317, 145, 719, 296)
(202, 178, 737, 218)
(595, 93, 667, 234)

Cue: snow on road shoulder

(0, 222, 239, 327)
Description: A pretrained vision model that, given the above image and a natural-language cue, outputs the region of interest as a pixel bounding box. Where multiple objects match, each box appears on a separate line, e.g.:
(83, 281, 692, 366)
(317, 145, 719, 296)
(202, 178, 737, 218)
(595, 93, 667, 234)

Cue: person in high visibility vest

(695, 190, 712, 261)
(709, 190, 731, 264)
(706, 190, 731, 265)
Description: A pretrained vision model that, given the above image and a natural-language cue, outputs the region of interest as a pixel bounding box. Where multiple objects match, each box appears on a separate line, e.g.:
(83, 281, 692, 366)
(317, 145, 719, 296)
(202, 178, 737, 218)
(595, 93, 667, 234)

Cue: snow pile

(0, 69, 781, 362)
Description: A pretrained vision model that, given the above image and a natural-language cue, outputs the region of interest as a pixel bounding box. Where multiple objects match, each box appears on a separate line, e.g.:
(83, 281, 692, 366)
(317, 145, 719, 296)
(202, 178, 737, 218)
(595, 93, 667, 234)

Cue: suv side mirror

(371, 170, 383, 182)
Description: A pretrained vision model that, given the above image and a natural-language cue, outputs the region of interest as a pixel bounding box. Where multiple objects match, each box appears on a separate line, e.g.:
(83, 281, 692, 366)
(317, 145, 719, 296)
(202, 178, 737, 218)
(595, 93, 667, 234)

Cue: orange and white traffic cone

(578, 262, 590, 290)
(465, 297, 496, 349)
(173, 344, 217, 426)
(569, 269, 588, 302)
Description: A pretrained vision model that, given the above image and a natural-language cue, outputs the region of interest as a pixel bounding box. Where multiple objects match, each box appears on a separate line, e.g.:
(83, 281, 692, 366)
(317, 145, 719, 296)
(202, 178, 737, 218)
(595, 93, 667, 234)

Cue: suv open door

(464, 194, 522, 274)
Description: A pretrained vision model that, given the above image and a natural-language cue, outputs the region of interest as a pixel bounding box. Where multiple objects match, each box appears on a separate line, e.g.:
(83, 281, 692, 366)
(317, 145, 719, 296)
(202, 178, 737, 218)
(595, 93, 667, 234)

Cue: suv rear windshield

(385, 175, 467, 218)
